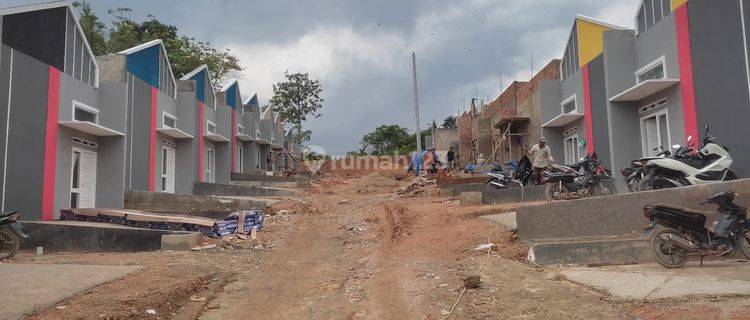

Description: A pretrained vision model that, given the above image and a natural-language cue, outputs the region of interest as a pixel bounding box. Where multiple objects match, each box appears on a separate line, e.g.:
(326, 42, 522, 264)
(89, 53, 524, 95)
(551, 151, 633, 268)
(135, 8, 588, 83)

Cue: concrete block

(161, 233, 203, 251)
(479, 212, 517, 230)
(529, 238, 652, 266)
(438, 188, 454, 197)
(517, 178, 750, 242)
(483, 185, 546, 204)
(460, 191, 483, 206)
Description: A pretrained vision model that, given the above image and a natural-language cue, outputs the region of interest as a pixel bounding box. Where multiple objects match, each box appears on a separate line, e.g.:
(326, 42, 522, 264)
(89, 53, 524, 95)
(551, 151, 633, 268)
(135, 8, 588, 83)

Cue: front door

(205, 148, 215, 183)
(237, 145, 244, 173)
(162, 146, 175, 193)
(641, 111, 670, 157)
(71, 148, 97, 208)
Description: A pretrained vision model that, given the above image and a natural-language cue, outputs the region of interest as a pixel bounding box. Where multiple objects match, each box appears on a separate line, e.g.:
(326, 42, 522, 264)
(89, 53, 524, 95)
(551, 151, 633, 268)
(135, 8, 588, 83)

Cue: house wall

(689, 0, 750, 178)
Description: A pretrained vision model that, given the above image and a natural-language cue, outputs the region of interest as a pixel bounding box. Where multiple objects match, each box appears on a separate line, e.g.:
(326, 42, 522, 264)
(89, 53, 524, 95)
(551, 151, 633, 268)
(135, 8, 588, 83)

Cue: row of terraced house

(459, 0, 750, 189)
(0, 1, 299, 220)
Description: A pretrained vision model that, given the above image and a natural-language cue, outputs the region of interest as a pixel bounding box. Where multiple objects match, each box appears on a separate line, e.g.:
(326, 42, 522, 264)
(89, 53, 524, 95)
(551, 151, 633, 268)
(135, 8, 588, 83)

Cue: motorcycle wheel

(544, 183, 566, 202)
(651, 229, 689, 268)
(0, 225, 20, 260)
(594, 180, 617, 197)
(735, 230, 750, 260)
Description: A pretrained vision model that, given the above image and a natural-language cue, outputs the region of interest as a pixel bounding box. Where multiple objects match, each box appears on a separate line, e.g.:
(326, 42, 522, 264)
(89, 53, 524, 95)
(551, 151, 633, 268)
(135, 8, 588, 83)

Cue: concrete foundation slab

(479, 212, 517, 230)
(529, 238, 652, 266)
(161, 233, 204, 251)
(560, 261, 750, 299)
(460, 191, 483, 206)
(21, 221, 198, 253)
(483, 185, 546, 204)
(125, 190, 267, 219)
(0, 263, 142, 319)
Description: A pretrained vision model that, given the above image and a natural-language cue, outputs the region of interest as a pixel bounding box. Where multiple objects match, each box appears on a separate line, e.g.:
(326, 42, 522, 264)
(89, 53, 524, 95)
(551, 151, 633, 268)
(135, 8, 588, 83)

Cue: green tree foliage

(72, 1, 107, 55)
(269, 72, 324, 146)
(360, 125, 412, 155)
(71, 3, 242, 88)
(441, 115, 457, 129)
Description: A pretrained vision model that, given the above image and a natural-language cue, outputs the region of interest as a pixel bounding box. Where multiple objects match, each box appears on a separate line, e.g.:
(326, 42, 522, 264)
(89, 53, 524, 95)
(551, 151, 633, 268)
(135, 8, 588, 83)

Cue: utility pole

(411, 52, 422, 152)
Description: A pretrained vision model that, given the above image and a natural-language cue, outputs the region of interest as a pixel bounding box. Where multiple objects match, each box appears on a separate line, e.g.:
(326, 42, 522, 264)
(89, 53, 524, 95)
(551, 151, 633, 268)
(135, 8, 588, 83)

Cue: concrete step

(20, 221, 202, 253)
(528, 237, 652, 266)
(459, 185, 547, 205)
(479, 212, 517, 230)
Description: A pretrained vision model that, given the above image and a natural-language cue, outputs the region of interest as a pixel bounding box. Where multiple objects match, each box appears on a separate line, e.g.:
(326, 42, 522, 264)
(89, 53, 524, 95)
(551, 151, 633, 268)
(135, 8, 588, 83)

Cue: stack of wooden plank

(59, 208, 263, 238)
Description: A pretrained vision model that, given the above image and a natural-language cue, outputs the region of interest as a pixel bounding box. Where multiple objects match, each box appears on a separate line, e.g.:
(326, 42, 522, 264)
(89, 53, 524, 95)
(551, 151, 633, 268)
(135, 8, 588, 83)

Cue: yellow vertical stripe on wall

(671, 0, 688, 11)
(576, 18, 611, 67)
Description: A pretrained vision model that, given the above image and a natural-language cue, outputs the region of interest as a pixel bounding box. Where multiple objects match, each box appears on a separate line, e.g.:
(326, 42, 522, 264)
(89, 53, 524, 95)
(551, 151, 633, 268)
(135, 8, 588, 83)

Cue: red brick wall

(517, 59, 560, 105)
(458, 112, 473, 165)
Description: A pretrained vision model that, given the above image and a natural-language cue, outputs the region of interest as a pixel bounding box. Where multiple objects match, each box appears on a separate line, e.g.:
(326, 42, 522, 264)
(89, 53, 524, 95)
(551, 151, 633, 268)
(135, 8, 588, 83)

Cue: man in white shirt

(525, 137, 554, 184)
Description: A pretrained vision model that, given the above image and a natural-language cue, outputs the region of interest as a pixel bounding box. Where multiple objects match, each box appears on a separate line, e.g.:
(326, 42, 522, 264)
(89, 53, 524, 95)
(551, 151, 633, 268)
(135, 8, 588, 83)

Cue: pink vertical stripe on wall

(41, 67, 61, 221)
(675, 3, 699, 143)
(582, 64, 595, 154)
(148, 87, 157, 191)
(198, 102, 205, 181)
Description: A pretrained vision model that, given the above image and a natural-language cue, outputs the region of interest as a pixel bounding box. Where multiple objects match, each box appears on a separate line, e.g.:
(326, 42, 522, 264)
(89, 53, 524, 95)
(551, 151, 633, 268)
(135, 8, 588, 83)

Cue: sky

(5, 0, 641, 154)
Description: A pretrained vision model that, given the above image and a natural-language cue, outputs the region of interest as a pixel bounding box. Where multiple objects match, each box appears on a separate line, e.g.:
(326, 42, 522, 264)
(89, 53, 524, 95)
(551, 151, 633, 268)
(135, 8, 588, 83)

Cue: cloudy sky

(9, 0, 641, 154)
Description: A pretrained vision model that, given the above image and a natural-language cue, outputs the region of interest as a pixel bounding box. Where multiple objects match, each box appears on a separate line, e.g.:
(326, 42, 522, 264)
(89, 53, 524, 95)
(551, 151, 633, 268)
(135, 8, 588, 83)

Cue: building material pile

(59, 208, 263, 238)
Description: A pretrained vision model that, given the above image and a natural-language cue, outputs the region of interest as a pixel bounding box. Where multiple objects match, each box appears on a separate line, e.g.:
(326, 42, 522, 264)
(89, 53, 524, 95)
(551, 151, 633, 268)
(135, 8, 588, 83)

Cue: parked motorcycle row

(0, 211, 27, 260)
(621, 126, 737, 191)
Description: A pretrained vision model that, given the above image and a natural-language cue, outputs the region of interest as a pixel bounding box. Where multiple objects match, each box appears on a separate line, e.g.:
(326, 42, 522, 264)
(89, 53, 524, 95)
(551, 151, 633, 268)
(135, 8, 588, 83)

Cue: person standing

(525, 137, 554, 184)
(446, 147, 455, 170)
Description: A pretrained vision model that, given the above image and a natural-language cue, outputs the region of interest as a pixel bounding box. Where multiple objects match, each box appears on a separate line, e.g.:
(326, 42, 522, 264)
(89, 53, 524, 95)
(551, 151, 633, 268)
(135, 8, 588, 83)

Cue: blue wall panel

(191, 69, 206, 103)
(126, 45, 160, 89)
(226, 83, 238, 109)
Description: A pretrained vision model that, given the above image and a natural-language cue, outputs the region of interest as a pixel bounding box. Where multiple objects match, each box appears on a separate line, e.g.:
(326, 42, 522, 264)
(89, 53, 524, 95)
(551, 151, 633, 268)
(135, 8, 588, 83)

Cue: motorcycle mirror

(687, 135, 693, 143)
(672, 144, 681, 150)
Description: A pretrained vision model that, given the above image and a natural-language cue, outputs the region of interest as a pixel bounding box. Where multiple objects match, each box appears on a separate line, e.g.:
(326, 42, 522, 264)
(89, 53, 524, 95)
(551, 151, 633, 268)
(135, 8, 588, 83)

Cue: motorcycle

(542, 152, 617, 201)
(485, 155, 536, 189)
(641, 126, 737, 190)
(0, 211, 27, 260)
(622, 146, 689, 192)
(645, 190, 750, 268)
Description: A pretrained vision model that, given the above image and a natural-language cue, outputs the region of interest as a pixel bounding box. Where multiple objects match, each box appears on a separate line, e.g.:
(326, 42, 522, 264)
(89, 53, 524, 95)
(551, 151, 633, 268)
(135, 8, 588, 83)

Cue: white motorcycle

(642, 126, 737, 189)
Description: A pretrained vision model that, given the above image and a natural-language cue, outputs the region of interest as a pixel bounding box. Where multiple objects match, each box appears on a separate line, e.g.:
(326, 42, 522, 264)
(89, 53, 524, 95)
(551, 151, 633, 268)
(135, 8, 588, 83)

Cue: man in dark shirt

(446, 147, 456, 171)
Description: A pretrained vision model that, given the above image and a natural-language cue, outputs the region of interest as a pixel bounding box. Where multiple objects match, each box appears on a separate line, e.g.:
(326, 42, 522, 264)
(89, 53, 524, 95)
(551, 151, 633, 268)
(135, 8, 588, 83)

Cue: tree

(72, 1, 108, 55)
(72, 5, 244, 88)
(441, 115, 457, 129)
(360, 125, 414, 155)
(269, 72, 324, 146)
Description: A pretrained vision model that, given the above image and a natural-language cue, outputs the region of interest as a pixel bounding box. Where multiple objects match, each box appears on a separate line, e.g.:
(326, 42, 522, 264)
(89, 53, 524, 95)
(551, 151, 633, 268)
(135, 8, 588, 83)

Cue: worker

(446, 147, 456, 170)
(525, 137, 554, 184)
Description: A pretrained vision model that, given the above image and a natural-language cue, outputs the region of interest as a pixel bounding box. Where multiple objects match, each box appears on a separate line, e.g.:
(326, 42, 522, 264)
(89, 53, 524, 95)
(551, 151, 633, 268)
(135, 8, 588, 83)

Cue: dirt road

(16, 173, 750, 319)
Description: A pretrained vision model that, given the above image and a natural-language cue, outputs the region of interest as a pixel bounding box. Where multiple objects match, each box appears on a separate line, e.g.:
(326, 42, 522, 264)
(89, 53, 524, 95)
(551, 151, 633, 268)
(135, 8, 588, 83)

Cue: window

(561, 25, 580, 80)
(71, 150, 80, 208)
(163, 112, 176, 128)
(256, 130, 261, 139)
(636, 56, 666, 83)
(63, 11, 98, 87)
(636, 0, 671, 35)
(564, 134, 579, 165)
(205, 148, 215, 182)
(207, 121, 217, 134)
(238, 125, 244, 135)
(641, 110, 670, 157)
(73, 101, 99, 123)
(561, 95, 577, 114)
(237, 145, 244, 173)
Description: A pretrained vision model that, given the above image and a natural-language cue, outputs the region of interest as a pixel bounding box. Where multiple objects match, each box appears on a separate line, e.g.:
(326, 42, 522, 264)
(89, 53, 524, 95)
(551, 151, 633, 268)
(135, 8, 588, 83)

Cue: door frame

(237, 144, 244, 173)
(563, 133, 579, 165)
(205, 147, 215, 183)
(161, 145, 175, 193)
(70, 147, 97, 208)
(640, 108, 671, 157)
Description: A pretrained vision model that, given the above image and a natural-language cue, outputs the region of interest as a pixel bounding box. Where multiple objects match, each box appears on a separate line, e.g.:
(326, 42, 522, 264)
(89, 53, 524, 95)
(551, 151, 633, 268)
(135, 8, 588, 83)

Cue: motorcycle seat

(653, 204, 713, 216)
(0, 211, 17, 218)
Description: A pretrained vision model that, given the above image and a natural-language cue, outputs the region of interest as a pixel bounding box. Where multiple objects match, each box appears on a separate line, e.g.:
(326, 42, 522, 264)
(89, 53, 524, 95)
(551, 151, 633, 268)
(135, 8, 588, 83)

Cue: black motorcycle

(542, 152, 616, 201)
(485, 156, 536, 189)
(645, 190, 750, 268)
(0, 211, 26, 260)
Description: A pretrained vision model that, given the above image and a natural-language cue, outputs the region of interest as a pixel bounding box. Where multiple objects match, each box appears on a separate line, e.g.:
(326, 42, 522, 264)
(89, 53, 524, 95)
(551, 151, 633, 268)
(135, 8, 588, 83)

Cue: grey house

(239, 94, 262, 172)
(0, 2, 125, 220)
(541, 15, 624, 167)
(604, 0, 750, 179)
(178, 65, 230, 185)
(259, 107, 277, 171)
(97, 40, 192, 194)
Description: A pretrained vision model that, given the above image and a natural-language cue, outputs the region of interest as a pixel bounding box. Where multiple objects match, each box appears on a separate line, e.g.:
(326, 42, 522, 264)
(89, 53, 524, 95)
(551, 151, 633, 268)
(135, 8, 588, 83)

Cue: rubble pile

(394, 176, 434, 197)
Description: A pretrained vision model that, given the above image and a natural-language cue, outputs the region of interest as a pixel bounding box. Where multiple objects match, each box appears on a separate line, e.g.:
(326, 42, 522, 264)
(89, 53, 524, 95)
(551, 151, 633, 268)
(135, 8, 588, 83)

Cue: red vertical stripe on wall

(148, 87, 157, 192)
(198, 102, 205, 182)
(582, 64, 595, 154)
(675, 4, 699, 142)
(231, 110, 237, 171)
(41, 67, 60, 221)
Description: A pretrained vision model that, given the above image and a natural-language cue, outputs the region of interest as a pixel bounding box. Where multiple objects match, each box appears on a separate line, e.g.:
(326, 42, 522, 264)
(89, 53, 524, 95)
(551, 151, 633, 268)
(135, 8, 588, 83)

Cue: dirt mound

(353, 172, 402, 194)
(268, 199, 320, 215)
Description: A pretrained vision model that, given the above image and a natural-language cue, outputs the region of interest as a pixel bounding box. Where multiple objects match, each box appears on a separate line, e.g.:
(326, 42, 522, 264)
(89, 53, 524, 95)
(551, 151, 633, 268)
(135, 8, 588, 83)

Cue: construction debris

(395, 176, 434, 197)
(59, 208, 264, 238)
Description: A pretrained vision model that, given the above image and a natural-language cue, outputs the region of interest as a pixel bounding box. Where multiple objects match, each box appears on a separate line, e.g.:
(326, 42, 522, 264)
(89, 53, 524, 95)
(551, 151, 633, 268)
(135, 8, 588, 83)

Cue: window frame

(635, 55, 667, 84)
(72, 100, 100, 124)
(560, 94, 577, 115)
(563, 132, 580, 165)
(162, 111, 177, 129)
(206, 120, 217, 134)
